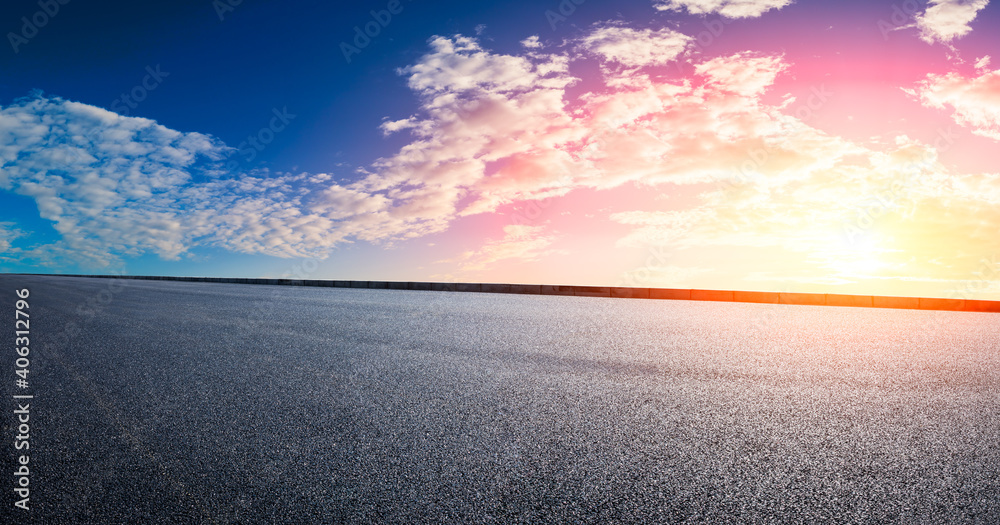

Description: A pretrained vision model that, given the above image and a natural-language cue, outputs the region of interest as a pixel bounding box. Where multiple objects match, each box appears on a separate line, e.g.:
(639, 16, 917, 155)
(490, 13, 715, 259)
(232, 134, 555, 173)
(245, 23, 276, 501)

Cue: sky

(2, 0, 1000, 299)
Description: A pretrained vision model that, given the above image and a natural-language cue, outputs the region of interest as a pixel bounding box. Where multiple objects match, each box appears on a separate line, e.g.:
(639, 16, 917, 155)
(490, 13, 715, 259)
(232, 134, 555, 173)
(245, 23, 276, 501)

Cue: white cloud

(694, 52, 787, 96)
(579, 26, 692, 67)
(377, 33, 809, 224)
(653, 0, 792, 18)
(916, 0, 989, 44)
(521, 35, 542, 49)
(907, 68, 1000, 140)
(397, 35, 572, 103)
(0, 96, 387, 267)
(0, 222, 26, 254)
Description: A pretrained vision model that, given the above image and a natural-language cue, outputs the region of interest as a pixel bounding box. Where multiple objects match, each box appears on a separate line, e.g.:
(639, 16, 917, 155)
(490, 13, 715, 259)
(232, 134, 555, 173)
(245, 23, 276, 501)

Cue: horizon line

(8, 273, 1000, 313)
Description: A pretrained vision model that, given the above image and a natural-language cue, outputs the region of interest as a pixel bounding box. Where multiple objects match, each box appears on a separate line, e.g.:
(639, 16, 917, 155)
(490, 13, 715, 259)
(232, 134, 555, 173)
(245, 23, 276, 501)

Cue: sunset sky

(2, 0, 1000, 299)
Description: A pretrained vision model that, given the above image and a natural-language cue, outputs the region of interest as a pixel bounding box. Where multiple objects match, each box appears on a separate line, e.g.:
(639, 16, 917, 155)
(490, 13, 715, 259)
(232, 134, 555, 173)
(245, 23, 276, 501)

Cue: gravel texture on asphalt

(2, 275, 999, 524)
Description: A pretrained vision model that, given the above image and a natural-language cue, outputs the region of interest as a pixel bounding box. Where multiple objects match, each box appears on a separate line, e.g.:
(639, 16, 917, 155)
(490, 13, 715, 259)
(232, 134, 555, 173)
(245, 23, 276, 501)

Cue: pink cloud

(907, 68, 1000, 140)
(579, 26, 692, 67)
(694, 52, 787, 97)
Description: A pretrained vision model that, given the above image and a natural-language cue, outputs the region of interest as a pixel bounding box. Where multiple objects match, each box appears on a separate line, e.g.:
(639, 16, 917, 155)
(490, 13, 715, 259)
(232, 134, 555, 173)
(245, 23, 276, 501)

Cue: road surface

(2, 275, 999, 523)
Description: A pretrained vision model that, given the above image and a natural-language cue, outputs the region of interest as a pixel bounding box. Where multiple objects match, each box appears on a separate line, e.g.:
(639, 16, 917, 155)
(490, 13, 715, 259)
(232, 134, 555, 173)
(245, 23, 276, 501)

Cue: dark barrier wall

(17, 274, 1000, 313)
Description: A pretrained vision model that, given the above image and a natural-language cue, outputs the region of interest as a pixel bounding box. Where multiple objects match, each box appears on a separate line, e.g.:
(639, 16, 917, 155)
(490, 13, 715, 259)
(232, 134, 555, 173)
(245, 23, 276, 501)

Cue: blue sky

(3, 0, 1000, 299)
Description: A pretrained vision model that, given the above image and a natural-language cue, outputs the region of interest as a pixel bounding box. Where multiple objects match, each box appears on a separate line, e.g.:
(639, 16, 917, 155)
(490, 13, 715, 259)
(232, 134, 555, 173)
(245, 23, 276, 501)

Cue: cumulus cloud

(653, 0, 793, 18)
(396, 35, 572, 103)
(694, 52, 787, 96)
(579, 26, 692, 67)
(0, 96, 394, 267)
(906, 68, 1000, 140)
(915, 0, 989, 44)
(0, 33, 835, 271)
(378, 33, 809, 222)
(520, 35, 542, 49)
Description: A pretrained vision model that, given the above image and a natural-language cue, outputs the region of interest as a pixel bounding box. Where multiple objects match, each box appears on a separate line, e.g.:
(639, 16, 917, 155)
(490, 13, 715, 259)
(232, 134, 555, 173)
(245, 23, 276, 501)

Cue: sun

(836, 251, 889, 277)
(824, 231, 892, 278)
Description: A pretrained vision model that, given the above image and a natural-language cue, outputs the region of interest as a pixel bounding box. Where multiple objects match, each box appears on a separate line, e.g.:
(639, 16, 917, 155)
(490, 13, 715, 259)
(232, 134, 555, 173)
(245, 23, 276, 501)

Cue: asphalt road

(2, 275, 999, 524)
